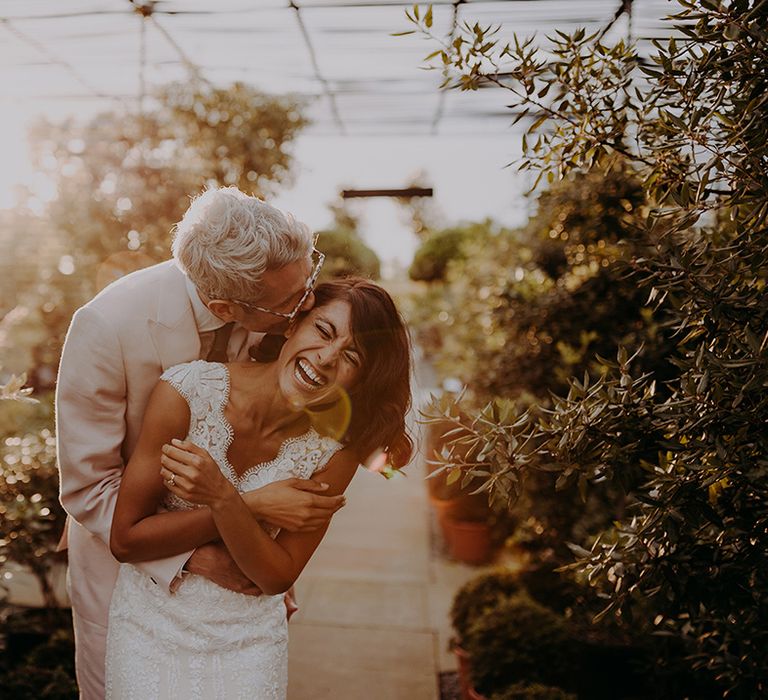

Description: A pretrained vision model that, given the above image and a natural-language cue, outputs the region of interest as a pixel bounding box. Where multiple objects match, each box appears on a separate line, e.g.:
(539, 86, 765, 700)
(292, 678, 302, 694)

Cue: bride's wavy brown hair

(255, 277, 413, 469)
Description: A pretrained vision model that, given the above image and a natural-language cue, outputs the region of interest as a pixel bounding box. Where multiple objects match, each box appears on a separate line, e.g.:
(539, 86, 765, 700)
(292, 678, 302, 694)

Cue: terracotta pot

(429, 495, 461, 541)
(425, 420, 491, 557)
(429, 488, 488, 521)
(430, 495, 491, 543)
(429, 494, 459, 520)
(444, 518, 493, 565)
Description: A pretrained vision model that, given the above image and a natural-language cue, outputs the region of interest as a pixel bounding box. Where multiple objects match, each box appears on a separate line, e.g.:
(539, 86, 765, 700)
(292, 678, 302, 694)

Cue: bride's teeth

(294, 367, 312, 389)
(298, 359, 325, 386)
(295, 359, 326, 389)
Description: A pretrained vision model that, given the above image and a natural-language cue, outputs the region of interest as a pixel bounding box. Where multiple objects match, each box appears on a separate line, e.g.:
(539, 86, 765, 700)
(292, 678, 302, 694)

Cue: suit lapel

(148, 263, 202, 370)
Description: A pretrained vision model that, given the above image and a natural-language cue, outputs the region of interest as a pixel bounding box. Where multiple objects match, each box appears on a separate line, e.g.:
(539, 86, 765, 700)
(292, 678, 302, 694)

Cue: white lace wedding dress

(104, 361, 342, 700)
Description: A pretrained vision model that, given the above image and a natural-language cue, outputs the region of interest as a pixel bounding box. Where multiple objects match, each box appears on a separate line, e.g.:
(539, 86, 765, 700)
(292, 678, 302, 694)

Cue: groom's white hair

(172, 186, 313, 303)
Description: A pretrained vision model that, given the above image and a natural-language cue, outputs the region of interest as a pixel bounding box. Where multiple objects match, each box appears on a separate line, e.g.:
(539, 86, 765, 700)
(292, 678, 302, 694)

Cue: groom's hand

(184, 542, 263, 596)
(241, 478, 346, 533)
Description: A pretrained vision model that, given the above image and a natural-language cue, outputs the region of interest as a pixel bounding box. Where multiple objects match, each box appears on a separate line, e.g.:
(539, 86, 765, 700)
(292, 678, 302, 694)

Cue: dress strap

(160, 360, 229, 411)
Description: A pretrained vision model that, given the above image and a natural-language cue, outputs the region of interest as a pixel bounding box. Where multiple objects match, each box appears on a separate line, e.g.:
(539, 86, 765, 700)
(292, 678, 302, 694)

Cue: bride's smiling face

(276, 299, 362, 409)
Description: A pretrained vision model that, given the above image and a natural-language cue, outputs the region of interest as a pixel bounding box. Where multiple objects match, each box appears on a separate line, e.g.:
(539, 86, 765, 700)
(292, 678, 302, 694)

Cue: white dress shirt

(183, 274, 250, 361)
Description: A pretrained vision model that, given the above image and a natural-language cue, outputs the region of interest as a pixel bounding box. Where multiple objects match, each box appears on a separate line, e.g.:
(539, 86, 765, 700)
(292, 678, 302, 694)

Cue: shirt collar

(184, 272, 227, 333)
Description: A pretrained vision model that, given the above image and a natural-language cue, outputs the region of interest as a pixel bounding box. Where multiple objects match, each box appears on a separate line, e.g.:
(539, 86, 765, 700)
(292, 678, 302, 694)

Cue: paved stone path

(288, 356, 483, 700)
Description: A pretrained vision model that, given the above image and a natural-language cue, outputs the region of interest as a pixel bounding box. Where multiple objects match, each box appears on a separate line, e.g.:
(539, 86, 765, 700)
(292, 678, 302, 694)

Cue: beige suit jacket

(56, 260, 252, 627)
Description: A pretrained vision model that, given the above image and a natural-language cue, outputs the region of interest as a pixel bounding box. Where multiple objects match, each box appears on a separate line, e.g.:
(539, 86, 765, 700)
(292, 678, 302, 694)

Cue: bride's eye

(344, 349, 360, 366)
(315, 322, 331, 339)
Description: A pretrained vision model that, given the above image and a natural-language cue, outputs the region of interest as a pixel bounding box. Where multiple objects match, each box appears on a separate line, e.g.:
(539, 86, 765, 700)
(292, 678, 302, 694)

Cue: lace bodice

(106, 360, 343, 699)
(159, 360, 343, 515)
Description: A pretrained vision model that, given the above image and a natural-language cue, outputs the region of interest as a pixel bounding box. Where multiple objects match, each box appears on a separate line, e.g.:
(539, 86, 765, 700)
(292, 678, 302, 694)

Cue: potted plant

(424, 416, 493, 565)
(449, 570, 523, 700)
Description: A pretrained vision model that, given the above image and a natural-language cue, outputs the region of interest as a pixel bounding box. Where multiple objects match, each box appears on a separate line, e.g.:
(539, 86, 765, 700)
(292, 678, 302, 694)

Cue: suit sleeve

(56, 304, 191, 591)
(56, 305, 127, 542)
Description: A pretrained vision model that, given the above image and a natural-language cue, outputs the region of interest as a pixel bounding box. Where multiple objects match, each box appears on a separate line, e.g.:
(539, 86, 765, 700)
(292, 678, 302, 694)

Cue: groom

(56, 187, 341, 699)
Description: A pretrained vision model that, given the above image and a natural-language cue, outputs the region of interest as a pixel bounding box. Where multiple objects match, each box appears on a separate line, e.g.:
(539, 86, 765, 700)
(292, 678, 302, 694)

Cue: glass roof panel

(1, 0, 675, 133)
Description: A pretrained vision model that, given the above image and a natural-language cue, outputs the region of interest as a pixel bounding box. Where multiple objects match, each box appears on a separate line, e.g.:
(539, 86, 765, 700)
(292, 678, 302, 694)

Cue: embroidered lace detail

(159, 361, 341, 503)
(105, 360, 343, 699)
(160, 360, 233, 477)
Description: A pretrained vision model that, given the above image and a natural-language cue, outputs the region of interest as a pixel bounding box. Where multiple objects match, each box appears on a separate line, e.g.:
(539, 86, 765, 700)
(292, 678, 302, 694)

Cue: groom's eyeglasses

(234, 246, 325, 324)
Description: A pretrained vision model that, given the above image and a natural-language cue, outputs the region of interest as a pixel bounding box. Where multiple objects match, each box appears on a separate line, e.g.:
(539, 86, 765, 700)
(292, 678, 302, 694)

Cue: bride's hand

(160, 439, 236, 509)
(241, 479, 346, 532)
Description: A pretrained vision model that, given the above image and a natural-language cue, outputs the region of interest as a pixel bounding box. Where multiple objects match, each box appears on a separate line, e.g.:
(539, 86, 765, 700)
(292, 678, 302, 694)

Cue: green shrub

(0, 618, 77, 699)
(24, 627, 75, 673)
(424, 168, 673, 406)
(514, 566, 584, 617)
(465, 594, 578, 697)
(0, 665, 78, 700)
(409, 223, 489, 282)
(491, 684, 576, 700)
(450, 570, 523, 643)
(316, 228, 380, 281)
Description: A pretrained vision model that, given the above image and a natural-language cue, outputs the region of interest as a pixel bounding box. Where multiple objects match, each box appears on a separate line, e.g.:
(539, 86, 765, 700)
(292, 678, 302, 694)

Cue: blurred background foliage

(411, 165, 676, 406)
(409, 164, 672, 584)
(317, 228, 381, 281)
(0, 427, 64, 609)
(315, 199, 381, 281)
(28, 82, 307, 272)
(408, 221, 492, 283)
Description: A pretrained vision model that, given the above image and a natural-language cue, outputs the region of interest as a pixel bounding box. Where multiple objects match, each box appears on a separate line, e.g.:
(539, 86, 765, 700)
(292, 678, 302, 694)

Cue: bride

(104, 277, 412, 699)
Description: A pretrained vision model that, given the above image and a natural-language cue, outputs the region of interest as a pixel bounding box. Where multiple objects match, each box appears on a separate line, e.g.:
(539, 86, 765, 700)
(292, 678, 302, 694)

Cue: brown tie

(206, 322, 234, 363)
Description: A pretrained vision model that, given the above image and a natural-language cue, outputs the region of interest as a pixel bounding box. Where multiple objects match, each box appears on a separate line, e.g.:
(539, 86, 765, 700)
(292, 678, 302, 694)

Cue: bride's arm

(109, 382, 222, 562)
(111, 382, 349, 564)
(161, 440, 359, 594)
(213, 450, 359, 594)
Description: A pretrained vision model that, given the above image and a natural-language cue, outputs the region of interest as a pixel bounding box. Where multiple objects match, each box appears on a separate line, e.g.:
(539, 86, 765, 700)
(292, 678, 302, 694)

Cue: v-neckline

(216, 363, 315, 484)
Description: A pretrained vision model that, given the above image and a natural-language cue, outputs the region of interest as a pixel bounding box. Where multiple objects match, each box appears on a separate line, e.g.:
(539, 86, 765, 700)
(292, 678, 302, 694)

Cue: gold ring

(168, 474, 175, 487)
